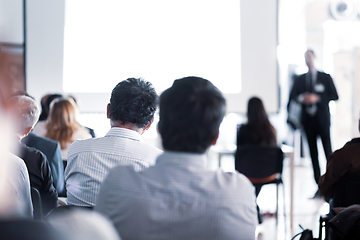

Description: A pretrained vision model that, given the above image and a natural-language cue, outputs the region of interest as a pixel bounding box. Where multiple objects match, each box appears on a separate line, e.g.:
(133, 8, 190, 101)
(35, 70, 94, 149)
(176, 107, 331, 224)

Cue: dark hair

(158, 76, 226, 153)
(109, 78, 158, 128)
(39, 93, 63, 121)
(243, 96, 276, 146)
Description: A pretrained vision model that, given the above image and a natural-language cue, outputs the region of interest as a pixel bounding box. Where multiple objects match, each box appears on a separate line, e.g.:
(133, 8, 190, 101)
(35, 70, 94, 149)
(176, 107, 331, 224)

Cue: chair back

(332, 173, 360, 208)
(235, 145, 284, 179)
(31, 187, 43, 220)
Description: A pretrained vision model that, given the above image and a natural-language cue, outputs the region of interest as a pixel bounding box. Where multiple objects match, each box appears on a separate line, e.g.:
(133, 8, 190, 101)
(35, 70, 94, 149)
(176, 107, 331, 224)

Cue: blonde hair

(45, 98, 79, 149)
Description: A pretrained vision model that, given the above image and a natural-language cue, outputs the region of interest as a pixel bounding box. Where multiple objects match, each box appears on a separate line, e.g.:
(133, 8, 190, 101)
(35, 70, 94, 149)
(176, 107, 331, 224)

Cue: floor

(208, 151, 329, 240)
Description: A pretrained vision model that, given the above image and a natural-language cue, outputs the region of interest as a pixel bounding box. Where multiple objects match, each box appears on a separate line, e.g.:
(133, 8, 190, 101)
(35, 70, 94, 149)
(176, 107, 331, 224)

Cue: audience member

(0, 48, 33, 218)
(236, 96, 277, 223)
(237, 96, 277, 147)
(95, 77, 257, 240)
(318, 116, 360, 199)
(65, 78, 162, 207)
(44, 98, 92, 162)
(8, 95, 58, 216)
(0, 152, 33, 218)
(33, 93, 63, 136)
(22, 133, 65, 196)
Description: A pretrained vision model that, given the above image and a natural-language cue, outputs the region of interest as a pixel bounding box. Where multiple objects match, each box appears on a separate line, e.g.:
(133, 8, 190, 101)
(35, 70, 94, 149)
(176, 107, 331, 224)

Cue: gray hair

(10, 95, 40, 133)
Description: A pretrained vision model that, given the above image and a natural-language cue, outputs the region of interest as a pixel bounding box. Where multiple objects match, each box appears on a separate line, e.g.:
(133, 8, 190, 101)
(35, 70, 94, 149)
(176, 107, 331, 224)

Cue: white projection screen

(63, 0, 278, 113)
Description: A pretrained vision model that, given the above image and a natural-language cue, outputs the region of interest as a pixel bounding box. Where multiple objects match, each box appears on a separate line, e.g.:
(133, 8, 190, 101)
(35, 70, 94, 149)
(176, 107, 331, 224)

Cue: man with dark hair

(95, 77, 257, 240)
(289, 49, 338, 197)
(65, 78, 162, 207)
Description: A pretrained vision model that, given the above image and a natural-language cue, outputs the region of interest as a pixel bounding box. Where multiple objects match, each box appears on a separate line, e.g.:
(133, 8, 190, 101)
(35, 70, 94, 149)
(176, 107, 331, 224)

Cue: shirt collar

(156, 151, 207, 169)
(105, 127, 142, 141)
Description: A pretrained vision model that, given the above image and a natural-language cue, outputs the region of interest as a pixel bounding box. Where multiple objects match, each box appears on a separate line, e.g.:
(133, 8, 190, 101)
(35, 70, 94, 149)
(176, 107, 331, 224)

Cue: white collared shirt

(65, 127, 162, 206)
(95, 151, 257, 240)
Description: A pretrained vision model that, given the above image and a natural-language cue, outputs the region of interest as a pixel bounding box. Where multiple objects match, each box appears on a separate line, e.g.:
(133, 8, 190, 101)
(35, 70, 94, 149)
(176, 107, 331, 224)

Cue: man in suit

(22, 133, 65, 196)
(9, 95, 58, 216)
(289, 49, 339, 192)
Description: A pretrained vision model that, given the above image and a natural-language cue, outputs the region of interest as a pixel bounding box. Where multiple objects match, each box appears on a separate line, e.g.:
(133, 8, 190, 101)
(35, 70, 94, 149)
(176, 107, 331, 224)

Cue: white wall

(25, 0, 279, 114)
(26, 0, 65, 103)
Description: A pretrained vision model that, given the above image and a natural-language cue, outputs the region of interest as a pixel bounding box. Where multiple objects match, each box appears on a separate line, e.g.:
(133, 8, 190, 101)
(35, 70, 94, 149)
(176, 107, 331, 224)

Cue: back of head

(158, 76, 226, 153)
(39, 93, 63, 121)
(109, 78, 158, 128)
(9, 95, 40, 134)
(247, 97, 268, 125)
(245, 96, 276, 146)
(45, 98, 77, 148)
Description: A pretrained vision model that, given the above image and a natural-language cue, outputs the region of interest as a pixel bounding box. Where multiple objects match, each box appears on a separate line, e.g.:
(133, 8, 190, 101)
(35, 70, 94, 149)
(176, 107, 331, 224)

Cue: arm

(49, 143, 65, 196)
(324, 74, 339, 102)
(39, 153, 58, 215)
(318, 147, 351, 198)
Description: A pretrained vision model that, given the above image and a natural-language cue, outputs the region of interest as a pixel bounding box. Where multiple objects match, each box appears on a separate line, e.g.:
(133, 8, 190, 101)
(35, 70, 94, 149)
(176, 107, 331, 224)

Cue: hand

(302, 93, 320, 105)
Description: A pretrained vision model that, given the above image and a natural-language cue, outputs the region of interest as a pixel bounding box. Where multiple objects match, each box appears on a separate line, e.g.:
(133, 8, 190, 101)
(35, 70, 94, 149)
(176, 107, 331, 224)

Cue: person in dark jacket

(9, 95, 58, 216)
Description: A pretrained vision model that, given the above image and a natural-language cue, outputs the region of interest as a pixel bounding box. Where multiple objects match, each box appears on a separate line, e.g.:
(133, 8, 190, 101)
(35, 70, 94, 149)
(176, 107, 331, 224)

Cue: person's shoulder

(7, 152, 28, 172)
(295, 73, 307, 79)
(24, 133, 58, 147)
(19, 143, 47, 160)
(217, 170, 254, 190)
(317, 71, 331, 78)
(68, 136, 98, 151)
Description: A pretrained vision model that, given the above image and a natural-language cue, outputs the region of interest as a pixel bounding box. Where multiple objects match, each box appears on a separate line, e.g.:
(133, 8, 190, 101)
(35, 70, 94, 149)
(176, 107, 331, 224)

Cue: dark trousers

(303, 116, 332, 184)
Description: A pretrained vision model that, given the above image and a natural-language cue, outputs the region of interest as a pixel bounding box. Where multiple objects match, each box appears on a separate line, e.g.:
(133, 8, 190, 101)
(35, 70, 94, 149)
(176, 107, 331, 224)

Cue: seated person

(8, 95, 58, 216)
(318, 116, 360, 199)
(237, 97, 277, 222)
(32, 93, 63, 137)
(22, 132, 65, 196)
(44, 98, 92, 163)
(95, 76, 257, 240)
(65, 78, 162, 207)
(1, 152, 33, 218)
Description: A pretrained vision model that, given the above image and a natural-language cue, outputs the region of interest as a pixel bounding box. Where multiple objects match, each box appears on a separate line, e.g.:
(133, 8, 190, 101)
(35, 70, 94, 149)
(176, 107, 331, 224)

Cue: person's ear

(144, 119, 154, 131)
(106, 104, 110, 119)
(211, 131, 219, 146)
(24, 127, 33, 137)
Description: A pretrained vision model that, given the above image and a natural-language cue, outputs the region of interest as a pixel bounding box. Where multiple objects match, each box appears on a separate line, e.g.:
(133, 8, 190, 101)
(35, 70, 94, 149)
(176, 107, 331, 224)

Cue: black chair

(318, 173, 360, 240)
(235, 145, 285, 222)
(30, 187, 43, 220)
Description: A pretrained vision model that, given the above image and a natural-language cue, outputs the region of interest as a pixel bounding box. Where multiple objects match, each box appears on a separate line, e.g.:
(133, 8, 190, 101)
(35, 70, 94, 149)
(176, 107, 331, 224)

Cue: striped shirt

(65, 127, 162, 207)
(95, 151, 257, 240)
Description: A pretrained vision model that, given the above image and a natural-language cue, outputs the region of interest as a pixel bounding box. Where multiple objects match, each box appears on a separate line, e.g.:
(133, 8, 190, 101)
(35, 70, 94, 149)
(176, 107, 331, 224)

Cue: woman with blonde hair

(45, 98, 91, 164)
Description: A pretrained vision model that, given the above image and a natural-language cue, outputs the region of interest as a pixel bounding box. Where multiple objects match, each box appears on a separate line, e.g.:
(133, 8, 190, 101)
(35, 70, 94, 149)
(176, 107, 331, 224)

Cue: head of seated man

(95, 76, 257, 240)
(107, 78, 158, 134)
(158, 76, 226, 153)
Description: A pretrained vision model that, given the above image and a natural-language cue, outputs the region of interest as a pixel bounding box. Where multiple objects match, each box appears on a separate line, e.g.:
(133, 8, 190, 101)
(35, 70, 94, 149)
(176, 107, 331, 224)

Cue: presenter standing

(289, 49, 338, 197)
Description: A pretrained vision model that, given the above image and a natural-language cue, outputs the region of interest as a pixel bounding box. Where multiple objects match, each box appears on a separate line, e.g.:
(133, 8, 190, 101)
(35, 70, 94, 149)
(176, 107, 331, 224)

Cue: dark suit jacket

(318, 138, 360, 198)
(289, 71, 338, 128)
(22, 132, 65, 196)
(13, 142, 58, 216)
